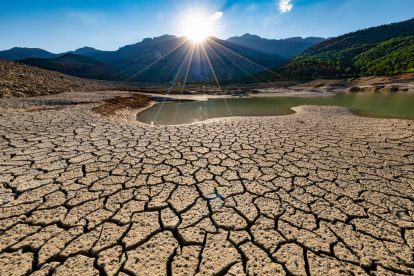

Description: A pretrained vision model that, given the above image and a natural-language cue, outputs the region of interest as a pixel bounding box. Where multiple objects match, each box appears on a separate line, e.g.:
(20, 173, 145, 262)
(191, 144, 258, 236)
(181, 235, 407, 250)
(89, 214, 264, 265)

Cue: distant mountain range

(0, 47, 57, 60)
(227, 34, 324, 59)
(280, 18, 414, 79)
(0, 34, 322, 83)
(1, 18, 413, 83)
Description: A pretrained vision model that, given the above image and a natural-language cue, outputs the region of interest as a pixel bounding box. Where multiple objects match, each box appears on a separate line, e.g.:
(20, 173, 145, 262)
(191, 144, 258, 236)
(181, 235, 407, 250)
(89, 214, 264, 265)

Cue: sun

(180, 11, 220, 43)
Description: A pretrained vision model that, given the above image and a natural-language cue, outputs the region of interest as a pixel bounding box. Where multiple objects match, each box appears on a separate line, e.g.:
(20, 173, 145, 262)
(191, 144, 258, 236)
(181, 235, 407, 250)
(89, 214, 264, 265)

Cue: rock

(348, 86, 361, 92)
(382, 85, 399, 93)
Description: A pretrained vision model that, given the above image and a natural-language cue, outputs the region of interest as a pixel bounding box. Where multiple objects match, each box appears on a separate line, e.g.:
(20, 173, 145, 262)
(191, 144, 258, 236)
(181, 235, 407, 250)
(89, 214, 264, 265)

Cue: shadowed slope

(18, 54, 124, 80)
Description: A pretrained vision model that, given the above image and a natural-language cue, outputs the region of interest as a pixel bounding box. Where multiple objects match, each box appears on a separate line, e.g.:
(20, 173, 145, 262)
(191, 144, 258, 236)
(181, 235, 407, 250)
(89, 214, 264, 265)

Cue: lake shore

(137, 91, 414, 125)
(133, 73, 414, 100)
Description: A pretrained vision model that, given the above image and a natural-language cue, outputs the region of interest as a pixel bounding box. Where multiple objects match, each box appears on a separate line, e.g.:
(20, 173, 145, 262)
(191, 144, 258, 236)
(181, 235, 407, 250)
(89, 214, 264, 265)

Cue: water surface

(137, 92, 414, 125)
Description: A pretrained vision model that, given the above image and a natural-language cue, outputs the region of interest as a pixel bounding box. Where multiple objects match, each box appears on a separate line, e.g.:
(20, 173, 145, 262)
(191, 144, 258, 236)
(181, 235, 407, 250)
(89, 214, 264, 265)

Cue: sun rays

(123, 6, 278, 124)
(178, 6, 223, 44)
(180, 13, 212, 43)
(125, 35, 279, 124)
(127, 37, 275, 86)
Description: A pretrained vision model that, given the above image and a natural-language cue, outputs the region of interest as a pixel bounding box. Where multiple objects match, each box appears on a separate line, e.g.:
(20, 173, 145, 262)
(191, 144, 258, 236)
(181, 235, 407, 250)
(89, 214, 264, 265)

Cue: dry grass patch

(93, 94, 152, 116)
(25, 106, 65, 112)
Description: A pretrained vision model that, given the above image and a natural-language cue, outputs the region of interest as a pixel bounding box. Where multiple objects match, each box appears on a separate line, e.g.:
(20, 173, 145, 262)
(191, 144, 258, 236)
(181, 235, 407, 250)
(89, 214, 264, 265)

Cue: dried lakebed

(137, 92, 414, 125)
(0, 91, 413, 275)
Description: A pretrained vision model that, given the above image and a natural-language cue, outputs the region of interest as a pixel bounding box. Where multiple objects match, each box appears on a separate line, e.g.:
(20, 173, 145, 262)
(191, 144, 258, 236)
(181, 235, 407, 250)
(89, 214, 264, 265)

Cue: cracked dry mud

(0, 93, 413, 276)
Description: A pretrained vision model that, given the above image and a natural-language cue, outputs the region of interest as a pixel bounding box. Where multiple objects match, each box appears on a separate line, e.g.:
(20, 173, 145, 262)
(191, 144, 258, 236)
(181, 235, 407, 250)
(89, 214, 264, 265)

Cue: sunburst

(179, 10, 222, 43)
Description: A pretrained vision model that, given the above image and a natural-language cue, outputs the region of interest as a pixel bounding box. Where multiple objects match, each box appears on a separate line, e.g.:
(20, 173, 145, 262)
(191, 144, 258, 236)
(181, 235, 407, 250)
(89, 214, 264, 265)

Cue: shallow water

(137, 92, 414, 125)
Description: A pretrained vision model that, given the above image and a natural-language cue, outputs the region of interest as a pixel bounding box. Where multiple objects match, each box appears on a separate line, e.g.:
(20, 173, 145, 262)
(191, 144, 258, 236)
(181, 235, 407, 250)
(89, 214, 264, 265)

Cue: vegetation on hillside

(280, 18, 414, 79)
(355, 36, 414, 76)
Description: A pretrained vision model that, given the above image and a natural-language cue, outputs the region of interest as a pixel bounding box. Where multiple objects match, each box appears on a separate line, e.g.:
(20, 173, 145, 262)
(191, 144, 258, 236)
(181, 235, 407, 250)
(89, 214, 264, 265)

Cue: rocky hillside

(0, 60, 114, 97)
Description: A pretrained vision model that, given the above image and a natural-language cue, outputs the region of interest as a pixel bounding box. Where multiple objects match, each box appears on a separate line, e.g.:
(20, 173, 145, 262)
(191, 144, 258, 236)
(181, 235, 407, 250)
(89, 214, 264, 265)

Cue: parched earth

(0, 92, 413, 275)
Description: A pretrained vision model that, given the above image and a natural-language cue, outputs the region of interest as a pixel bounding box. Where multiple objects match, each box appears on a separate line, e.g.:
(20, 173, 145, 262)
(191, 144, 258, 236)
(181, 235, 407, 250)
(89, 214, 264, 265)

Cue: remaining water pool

(137, 92, 414, 125)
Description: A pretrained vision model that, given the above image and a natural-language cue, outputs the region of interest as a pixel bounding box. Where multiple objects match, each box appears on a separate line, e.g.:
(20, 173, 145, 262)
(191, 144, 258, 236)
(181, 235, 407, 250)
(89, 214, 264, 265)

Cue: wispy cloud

(66, 11, 102, 26)
(279, 0, 293, 13)
(210, 11, 223, 21)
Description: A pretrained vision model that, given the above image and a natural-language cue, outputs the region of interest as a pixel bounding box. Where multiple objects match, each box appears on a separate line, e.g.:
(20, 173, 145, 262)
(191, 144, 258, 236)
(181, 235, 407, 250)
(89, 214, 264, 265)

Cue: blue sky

(0, 0, 413, 52)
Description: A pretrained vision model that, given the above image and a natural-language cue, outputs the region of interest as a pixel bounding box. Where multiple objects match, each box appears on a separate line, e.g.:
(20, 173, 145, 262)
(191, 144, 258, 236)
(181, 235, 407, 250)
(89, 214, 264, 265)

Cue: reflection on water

(137, 92, 414, 125)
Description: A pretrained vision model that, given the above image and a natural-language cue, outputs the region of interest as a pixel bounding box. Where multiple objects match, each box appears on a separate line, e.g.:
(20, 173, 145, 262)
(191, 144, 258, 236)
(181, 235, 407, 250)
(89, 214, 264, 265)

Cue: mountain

(0, 46, 108, 61)
(2, 19, 413, 83)
(18, 54, 123, 80)
(281, 18, 414, 79)
(40, 35, 286, 83)
(123, 36, 286, 83)
(4, 35, 285, 83)
(94, 35, 187, 74)
(70, 47, 109, 58)
(227, 34, 324, 59)
(0, 47, 57, 60)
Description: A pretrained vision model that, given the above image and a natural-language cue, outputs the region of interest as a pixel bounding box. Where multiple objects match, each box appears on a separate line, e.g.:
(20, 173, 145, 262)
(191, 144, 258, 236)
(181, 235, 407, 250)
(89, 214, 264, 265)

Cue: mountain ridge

(0, 47, 57, 60)
(12, 36, 287, 82)
(2, 18, 413, 83)
(227, 34, 324, 59)
(0, 34, 321, 61)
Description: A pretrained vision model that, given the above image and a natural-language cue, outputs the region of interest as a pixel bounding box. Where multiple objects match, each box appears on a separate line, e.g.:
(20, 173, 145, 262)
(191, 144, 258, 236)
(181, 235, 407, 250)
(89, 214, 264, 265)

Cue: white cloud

(279, 0, 293, 13)
(210, 11, 223, 21)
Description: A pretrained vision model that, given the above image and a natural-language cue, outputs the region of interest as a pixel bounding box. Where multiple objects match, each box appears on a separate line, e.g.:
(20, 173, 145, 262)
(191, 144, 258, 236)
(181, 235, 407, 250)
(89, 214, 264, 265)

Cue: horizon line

(0, 33, 326, 53)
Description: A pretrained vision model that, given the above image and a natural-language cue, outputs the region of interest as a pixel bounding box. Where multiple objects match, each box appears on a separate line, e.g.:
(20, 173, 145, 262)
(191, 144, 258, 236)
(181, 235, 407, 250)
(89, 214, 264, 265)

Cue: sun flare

(181, 14, 211, 43)
(180, 11, 221, 43)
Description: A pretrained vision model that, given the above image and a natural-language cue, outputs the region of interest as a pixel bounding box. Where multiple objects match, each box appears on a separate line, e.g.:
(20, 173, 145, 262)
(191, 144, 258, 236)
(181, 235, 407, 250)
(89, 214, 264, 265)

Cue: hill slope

(354, 36, 414, 76)
(0, 60, 112, 97)
(282, 18, 414, 79)
(227, 34, 324, 59)
(18, 54, 123, 80)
